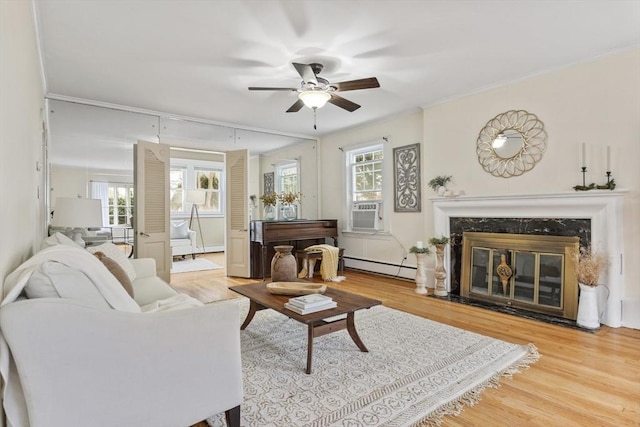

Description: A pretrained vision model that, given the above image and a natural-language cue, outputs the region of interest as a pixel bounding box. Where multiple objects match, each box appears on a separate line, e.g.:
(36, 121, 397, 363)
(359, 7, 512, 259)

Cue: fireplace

(460, 232, 579, 320)
(448, 217, 590, 295)
(432, 191, 625, 327)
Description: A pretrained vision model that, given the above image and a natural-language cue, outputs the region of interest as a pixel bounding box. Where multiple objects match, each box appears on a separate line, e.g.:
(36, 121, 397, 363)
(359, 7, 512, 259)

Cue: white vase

(576, 283, 600, 329)
(437, 186, 446, 196)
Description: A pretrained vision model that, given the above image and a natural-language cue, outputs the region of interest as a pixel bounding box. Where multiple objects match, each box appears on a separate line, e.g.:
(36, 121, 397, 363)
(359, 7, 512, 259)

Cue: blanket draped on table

(297, 244, 344, 282)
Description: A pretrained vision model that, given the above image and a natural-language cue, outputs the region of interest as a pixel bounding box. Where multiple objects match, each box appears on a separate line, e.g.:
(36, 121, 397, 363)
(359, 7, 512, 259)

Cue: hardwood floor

(172, 253, 640, 427)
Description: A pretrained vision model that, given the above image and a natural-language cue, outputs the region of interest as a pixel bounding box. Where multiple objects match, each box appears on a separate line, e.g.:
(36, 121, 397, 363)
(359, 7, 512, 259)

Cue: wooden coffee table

(230, 283, 382, 374)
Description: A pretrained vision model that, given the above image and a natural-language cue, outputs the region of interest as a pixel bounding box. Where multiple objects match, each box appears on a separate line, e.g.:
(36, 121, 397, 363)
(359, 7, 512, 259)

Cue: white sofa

(0, 236, 242, 427)
(171, 220, 197, 259)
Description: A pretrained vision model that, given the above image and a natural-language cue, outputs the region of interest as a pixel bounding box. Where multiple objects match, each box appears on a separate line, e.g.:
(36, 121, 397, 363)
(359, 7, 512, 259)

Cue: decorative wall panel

(393, 143, 420, 212)
(263, 172, 274, 195)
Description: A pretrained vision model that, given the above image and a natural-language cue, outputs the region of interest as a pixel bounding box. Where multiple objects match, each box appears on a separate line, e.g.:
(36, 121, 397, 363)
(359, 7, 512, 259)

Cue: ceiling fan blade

(328, 94, 361, 112)
(292, 62, 318, 86)
(331, 77, 380, 92)
(248, 87, 298, 91)
(286, 99, 305, 113)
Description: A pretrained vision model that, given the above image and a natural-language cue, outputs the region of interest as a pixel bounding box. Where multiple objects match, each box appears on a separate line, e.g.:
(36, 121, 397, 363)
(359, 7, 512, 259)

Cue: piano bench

(296, 248, 345, 279)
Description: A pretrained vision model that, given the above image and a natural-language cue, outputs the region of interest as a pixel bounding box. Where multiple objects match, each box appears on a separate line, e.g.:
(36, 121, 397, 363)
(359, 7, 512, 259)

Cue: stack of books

(284, 293, 337, 315)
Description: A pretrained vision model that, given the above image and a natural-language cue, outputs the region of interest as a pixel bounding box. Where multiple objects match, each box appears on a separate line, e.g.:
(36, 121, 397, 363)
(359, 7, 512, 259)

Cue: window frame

(275, 161, 299, 195)
(170, 158, 225, 218)
(343, 140, 389, 233)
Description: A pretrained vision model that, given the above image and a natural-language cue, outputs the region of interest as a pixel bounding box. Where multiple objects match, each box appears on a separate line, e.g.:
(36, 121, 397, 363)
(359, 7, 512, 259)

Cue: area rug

(170, 258, 222, 273)
(207, 300, 539, 426)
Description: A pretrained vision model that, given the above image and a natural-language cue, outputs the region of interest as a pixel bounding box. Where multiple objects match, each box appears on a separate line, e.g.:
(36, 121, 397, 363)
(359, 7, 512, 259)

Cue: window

(170, 167, 186, 212)
(276, 162, 298, 194)
(344, 142, 386, 232)
(171, 159, 224, 216)
(107, 184, 135, 226)
(91, 181, 134, 226)
(275, 161, 299, 218)
(195, 168, 221, 212)
(350, 145, 383, 202)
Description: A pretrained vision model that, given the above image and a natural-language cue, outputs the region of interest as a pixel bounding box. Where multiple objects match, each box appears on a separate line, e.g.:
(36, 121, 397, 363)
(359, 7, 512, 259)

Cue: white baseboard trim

(195, 245, 224, 254)
(344, 256, 433, 285)
(622, 299, 640, 329)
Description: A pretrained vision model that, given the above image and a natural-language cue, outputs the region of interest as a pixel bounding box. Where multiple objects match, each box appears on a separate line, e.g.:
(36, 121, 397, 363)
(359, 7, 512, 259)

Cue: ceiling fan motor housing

(309, 63, 324, 75)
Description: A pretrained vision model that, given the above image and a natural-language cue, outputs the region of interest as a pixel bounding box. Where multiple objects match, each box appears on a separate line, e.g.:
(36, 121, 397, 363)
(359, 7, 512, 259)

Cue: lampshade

(185, 189, 206, 205)
(298, 91, 331, 109)
(52, 198, 103, 228)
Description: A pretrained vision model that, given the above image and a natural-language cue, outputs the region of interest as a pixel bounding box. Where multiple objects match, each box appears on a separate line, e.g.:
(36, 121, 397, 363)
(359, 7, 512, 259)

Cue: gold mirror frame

(476, 110, 547, 178)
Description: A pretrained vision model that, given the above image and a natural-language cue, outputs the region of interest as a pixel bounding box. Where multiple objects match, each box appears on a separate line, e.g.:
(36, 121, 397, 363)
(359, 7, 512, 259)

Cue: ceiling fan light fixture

(298, 90, 331, 109)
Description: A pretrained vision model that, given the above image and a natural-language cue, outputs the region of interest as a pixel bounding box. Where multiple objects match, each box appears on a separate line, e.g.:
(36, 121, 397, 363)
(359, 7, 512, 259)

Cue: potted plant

(409, 245, 431, 255)
(573, 246, 608, 329)
(428, 175, 452, 195)
(260, 193, 278, 221)
(278, 191, 301, 205)
(428, 236, 450, 246)
(409, 243, 430, 295)
(278, 192, 302, 221)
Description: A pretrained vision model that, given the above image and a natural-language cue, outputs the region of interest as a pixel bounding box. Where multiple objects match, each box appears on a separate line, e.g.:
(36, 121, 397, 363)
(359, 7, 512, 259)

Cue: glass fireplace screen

(461, 232, 579, 320)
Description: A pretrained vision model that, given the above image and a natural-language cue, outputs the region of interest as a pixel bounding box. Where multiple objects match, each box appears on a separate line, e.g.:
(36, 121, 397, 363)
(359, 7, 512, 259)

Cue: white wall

(319, 111, 425, 279)
(259, 139, 319, 220)
(0, 1, 45, 290)
(248, 155, 260, 220)
(318, 49, 640, 300)
(50, 165, 133, 203)
(422, 49, 640, 311)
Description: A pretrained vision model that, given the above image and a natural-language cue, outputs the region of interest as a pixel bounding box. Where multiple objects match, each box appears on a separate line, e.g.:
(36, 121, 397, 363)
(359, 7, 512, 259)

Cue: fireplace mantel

(432, 191, 626, 327)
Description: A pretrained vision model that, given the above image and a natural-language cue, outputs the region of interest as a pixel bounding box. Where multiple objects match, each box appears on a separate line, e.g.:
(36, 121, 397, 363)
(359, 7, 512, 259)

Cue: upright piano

(250, 219, 338, 279)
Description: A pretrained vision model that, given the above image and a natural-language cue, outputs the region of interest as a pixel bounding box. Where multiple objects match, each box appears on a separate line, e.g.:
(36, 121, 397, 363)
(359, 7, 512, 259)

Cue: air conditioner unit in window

(351, 201, 382, 231)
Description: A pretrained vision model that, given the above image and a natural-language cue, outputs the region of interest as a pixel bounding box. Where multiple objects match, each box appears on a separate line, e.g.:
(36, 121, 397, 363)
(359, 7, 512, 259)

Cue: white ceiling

(37, 0, 640, 158)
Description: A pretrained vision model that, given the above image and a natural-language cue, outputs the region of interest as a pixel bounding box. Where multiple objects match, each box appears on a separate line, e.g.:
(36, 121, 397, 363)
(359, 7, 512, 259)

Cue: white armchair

(0, 298, 242, 427)
(170, 220, 197, 259)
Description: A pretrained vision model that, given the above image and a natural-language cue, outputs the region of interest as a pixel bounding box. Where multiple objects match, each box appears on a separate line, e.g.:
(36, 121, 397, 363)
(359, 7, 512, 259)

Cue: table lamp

(51, 197, 103, 247)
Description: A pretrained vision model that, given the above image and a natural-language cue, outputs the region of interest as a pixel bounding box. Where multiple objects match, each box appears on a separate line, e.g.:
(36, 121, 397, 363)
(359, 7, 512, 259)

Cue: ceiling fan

(248, 62, 380, 114)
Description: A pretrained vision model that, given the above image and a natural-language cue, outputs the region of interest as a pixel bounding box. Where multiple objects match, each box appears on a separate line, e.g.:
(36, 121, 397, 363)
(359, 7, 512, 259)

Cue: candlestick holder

(573, 170, 617, 191)
(596, 172, 616, 190)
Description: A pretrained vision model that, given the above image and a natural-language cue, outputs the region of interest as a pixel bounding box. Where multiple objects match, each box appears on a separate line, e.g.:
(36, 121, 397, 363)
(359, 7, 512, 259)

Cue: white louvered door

(225, 149, 250, 277)
(134, 141, 171, 282)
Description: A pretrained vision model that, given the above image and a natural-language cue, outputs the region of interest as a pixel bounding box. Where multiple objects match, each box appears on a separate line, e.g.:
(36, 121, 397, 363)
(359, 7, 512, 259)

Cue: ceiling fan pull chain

(313, 107, 317, 130)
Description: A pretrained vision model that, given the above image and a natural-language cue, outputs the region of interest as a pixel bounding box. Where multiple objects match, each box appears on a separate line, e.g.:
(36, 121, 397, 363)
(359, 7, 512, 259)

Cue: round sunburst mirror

(476, 110, 547, 178)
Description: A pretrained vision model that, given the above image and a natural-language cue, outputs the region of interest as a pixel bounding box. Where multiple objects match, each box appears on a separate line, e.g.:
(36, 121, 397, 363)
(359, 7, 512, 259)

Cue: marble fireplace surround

(432, 191, 626, 327)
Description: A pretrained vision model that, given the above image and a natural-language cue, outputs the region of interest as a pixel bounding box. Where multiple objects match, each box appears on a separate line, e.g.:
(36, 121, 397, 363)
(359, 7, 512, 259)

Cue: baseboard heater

(344, 256, 416, 281)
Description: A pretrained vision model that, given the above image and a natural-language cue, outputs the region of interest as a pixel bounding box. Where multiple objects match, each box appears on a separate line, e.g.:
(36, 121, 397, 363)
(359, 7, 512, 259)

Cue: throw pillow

(170, 220, 189, 239)
(86, 242, 136, 282)
(24, 261, 112, 309)
(93, 252, 134, 298)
